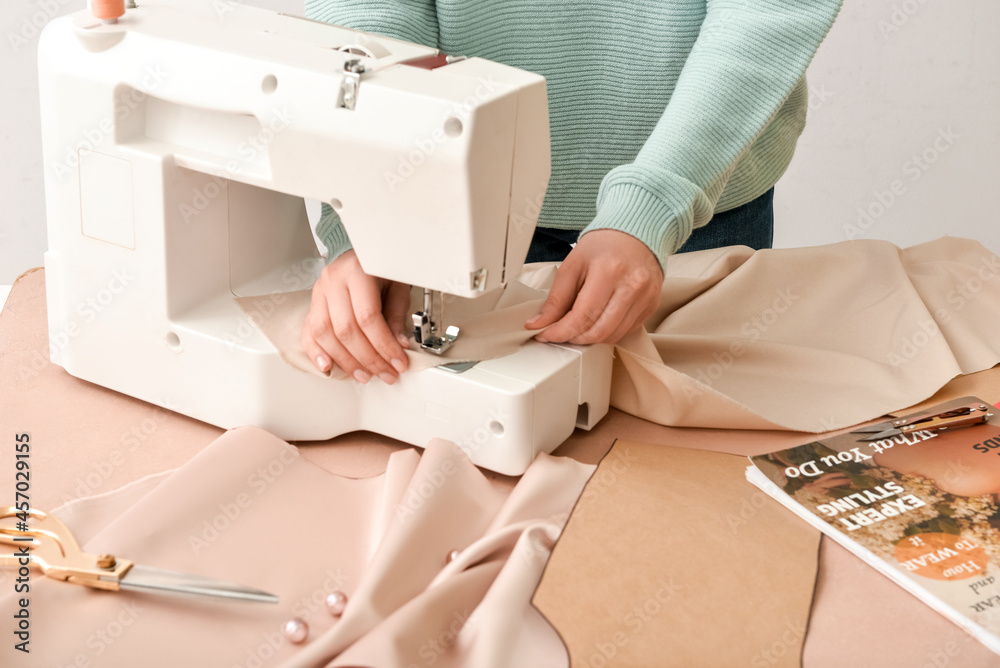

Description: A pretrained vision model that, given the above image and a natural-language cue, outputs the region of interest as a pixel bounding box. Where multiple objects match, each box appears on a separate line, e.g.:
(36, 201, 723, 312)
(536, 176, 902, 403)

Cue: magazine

(746, 397, 1000, 655)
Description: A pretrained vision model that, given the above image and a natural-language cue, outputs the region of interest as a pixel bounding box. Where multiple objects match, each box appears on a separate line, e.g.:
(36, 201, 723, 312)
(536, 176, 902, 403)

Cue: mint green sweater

(307, 0, 842, 269)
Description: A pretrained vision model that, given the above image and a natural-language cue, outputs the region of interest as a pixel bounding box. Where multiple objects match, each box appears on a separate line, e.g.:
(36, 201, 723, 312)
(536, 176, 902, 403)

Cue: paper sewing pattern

(535, 439, 820, 668)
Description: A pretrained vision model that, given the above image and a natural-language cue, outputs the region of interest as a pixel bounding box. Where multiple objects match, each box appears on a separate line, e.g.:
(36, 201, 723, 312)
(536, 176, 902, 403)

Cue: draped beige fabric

(241, 237, 1000, 432)
(0, 427, 592, 667)
(5, 257, 1000, 666)
(236, 276, 550, 379)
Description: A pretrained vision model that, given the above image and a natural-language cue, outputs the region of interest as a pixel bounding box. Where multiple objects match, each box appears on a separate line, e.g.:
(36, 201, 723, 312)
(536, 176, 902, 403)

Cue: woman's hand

(526, 229, 663, 345)
(301, 250, 411, 384)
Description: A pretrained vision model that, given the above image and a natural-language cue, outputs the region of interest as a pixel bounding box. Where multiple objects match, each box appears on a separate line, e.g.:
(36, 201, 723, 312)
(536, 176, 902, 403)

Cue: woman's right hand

(301, 250, 412, 384)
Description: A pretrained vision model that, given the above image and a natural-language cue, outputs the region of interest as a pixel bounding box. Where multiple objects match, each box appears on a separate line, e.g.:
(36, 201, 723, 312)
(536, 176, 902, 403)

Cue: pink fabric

(0, 427, 592, 668)
(5, 254, 1000, 665)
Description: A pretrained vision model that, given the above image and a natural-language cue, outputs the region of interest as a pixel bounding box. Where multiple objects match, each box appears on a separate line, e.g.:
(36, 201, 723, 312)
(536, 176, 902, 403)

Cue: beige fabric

(617, 238, 1000, 431)
(4, 267, 1000, 666)
(236, 270, 553, 379)
(243, 237, 1000, 433)
(0, 427, 592, 668)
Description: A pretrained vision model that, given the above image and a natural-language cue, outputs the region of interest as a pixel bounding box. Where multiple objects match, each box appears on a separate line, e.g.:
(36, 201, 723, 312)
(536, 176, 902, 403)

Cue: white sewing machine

(38, 0, 612, 475)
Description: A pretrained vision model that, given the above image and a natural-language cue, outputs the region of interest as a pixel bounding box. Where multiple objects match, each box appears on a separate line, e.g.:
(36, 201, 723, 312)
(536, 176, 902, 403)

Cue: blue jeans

(525, 187, 774, 263)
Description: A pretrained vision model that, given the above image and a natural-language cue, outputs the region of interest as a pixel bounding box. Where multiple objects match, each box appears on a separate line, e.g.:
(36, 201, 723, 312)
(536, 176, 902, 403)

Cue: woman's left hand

(526, 229, 663, 345)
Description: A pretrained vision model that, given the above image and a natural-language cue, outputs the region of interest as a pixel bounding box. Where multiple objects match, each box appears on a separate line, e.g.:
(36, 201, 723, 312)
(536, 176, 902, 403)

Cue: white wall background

(1, 0, 997, 285)
(775, 0, 1000, 252)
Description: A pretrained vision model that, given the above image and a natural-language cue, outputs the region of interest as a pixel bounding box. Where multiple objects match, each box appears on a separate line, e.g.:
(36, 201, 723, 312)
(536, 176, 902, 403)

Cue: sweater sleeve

(305, 0, 440, 261)
(581, 0, 842, 268)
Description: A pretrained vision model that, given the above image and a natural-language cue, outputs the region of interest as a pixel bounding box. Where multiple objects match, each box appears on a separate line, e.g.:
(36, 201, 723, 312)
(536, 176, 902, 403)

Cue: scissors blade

(117, 564, 278, 604)
(850, 422, 899, 440)
(855, 427, 901, 441)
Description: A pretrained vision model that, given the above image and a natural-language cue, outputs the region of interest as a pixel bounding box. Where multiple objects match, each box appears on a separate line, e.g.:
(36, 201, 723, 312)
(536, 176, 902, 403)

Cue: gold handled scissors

(0, 507, 278, 603)
(851, 401, 993, 441)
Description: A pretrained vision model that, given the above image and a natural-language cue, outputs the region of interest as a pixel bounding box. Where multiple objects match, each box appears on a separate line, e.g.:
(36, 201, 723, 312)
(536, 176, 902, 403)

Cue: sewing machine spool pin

(92, 0, 125, 22)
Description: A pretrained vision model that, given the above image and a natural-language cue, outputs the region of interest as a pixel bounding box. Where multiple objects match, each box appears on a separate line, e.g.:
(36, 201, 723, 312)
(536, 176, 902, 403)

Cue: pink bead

(282, 618, 309, 644)
(325, 591, 348, 617)
(446, 549, 460, 564)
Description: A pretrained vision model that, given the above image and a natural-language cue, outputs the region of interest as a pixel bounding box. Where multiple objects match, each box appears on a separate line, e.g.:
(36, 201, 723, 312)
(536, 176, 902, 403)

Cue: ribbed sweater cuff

(582, 168, 707, 270)
(316, 204, 353, 263)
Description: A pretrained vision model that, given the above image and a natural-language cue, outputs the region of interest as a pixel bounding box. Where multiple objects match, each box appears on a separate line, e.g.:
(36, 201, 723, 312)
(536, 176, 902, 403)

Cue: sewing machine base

(45, 269, 612, 475)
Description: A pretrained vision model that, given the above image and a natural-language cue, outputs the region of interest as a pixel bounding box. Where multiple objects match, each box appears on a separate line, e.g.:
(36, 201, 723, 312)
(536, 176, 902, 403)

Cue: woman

(301, 0, 843, 385)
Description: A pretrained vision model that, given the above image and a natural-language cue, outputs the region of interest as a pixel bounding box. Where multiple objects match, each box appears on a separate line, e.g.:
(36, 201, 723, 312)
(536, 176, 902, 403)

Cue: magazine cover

(747, 397, 1000, 655)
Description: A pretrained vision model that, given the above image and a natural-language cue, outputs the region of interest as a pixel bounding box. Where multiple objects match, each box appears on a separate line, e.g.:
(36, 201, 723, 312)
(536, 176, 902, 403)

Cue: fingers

(302, 299, 332, 374)
(594, 267, 663, 344)
(603, 295, 658, 345)
(526, 258, 584, 330)
(383, 282, 414, 354)
(300, 253, 410, 383)
(334, 274, 408, 383)
(535, 272, 617, 343)
(301, 284, 354, 376)
(539, 282, 656, 345)
(529, 230, 664, 345)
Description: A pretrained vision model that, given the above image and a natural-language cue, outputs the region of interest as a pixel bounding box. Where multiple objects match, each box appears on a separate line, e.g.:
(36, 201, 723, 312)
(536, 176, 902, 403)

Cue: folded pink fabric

(0, 427, 592, 668)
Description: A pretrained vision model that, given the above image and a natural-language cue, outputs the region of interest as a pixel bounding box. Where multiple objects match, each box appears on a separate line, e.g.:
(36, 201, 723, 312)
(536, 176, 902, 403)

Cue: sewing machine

(38, 0, 612, 474)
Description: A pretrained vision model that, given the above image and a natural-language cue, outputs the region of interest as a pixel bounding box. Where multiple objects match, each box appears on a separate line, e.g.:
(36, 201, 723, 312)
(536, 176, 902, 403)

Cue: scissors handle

(892, 402, 991, 433)
(0, 506, 133, 591)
